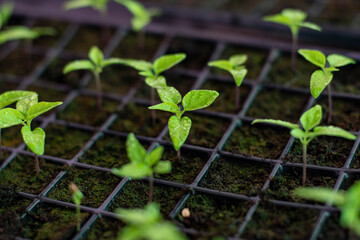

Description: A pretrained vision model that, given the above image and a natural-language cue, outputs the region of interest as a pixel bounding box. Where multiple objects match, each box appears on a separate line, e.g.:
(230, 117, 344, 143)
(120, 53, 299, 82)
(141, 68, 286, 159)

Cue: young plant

(63, 46, 122, 111)
(116, 203, 187, 240)
(149, 87, 219, 158)
(64, 0, 109, 12)
(263, 9, 321, 71)
(294, 181, 360, 236)
(298, 49, 355, 122)
(208, 54, 248, 110)
(252, 105, 355, 186)
(112, 133, 171, 202)
(69, 182, 84, 232)
(0, 93, 62, 174)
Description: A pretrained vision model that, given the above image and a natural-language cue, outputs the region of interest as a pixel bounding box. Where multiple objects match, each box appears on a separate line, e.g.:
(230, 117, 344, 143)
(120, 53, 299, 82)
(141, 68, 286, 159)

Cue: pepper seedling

(298, 49, 355, 122)
(112, 133, 171, 202)
(69, 182, 84, 232)
(252, 105, 355, 186)
(263, 9, 321, 71)
(294, 181, 360, 236)
(116, 203, 187, 240)
(208, 54, 248, 110)
(0, 93, 62, 174)
(149, 87, 219, 158)
(63, 46, 122, 111)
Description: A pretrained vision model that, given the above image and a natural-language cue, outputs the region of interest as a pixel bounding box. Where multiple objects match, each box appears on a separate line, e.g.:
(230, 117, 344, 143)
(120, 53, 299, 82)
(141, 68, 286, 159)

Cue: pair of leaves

(298, 49, 355, 98)
(208, 54, 248, 86)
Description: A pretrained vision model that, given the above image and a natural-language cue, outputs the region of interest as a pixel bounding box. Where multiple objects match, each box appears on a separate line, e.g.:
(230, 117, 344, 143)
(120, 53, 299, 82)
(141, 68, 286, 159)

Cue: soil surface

(32, 19, 68, 48)
(0, 50, 44, 76)
(84, 216, 123, 240)
(318, 212, 348, 240)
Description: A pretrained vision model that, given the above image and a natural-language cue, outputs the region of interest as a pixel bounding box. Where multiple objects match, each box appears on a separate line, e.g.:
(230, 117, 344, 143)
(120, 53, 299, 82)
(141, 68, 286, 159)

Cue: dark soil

(318, 212, 348, 240)
(330, 63, 360, 94)
(57, 95, 119, 127)
(44, 124, 92, 159)
(0, 151, 10, 166)
(48, 167, 119, 208)
(108, 180, 184, 215)
(342, 173, 360, 190)
(0, 155, 63, 194)
(264, 0, 314, 14)
(0, 81, 18, 92)
(223, 122, 290, 159)
(84, 216, 123, 240)
(351, 148, 360, 169)
(0, 186, 31, 215)
(1, 125, 23, 148)
(199, 157, 272, 196)
(218, 0, 261, 13)
(283, 137, 354, 168)
(0, 50, 44, 76)
(178, 193, 251, 239)
(246, 87, 308, 122)
(32, 19, 68, 48)
(242, 202, 319, 240)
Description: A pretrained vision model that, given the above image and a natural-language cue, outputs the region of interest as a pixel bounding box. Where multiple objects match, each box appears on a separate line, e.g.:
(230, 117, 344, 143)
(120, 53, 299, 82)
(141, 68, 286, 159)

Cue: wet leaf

(182, 90, 219, 111)
(168, 116, 191, 151)
(21, 126, 45, 155)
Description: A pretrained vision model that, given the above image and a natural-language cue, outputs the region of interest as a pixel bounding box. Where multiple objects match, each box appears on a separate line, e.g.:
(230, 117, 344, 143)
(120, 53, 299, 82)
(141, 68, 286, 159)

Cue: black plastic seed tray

(0, 1, 360, 239)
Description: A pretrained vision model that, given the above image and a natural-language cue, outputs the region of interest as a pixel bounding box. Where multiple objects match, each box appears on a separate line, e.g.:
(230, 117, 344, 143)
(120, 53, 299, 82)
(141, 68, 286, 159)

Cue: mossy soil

(84, 216, 123, 240)
(223, 122, 290, 159)
(199, 157, 272, 196)
(48, 167, 120, 208)
(178, 193, 252, 239)
(242, 202, 319, 240)
(0, 49, 44, 76)
(108, 180, 184, 215)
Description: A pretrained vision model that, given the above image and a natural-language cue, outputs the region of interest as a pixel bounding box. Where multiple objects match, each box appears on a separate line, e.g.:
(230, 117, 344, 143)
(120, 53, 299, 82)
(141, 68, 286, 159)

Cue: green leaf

(72, 190, 84, 205)
(312, 126, 356, 140)
(341, 181, 360, 230)
(21, 126, 45, 155)
(168, 116, 191, 151)
(116, 203, 161, 225)
(16, 93, 38, 116)
(101, 58, 123, 68)
(251, 119, 299, 129)
(293, 187, 345, 206)
(310, 70, 333, 98)
(327, 54, 355, 67)
(126, 133, 146, 163)
(26, 101, 62, 122)
(229, 54, 247, 66)
(263, 14, 292, 26)
(0, 26, 55, 45)
(118, 59, 152, 72)
(0, 108, 24, 128)
(157, 87, 181, 105)
(300, 105, 322, 131)
(64, 0, 108, 12)
(230, 68, 247, 86)
(88, 46, 104, 66)
(148, 102, 179, 114)
(208, 60, 232, 72)
(145, 76, 167, 89)
(0, 90, 36, 109)
(63, 60, 94, 74)
(290, 128, 305, 139)
(145, 222, 187, 240)
(153, 53, 186, 75)
(112, 163, 152, 179)
(0, 2, 13, 29)
(154, 160, 171, 174)
(298, 49, 326, 68)
(282, 8, 307, 22)
(145, 145, 164, 166)
(182, 90, 219, 111)
(300, 22, 321, 31)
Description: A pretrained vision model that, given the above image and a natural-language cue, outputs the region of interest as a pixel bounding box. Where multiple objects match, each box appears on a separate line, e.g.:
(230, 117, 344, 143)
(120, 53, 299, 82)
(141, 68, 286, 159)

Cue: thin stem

(0, 129, 2, 161)
(150, 88, 156, 124)
(76, 204, 81, 231)
(235, 86, 240, 111)
(94, 72, 103, 112)
(291, 35, 298, 72)
(148, 174, 153, 203)
(177, 149, 181, 159)
(302, 144, 307, 186)
(35, 154, 40, 174)
(327, 85, 333, 123)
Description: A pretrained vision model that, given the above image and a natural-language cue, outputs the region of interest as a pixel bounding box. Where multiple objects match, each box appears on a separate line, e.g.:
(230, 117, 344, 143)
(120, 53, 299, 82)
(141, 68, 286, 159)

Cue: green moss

(48, 168, 119, 208)
(0, 186, 31, 215)
(0, 155, 63, 194)
(84, 216, 123, 240)
(223, 123, 290, 159)
(32, 20, 68, 48)
(246, 88, 308, 122)
(242, 202, 319, 240)
(44, 124, 92, 159)
(0, 50, 44, 76)
(108, 180, 184, 215)
(199, 157, 272, 196)
(318, 213, 348, 240)
(22, 205, 90, 240)
(284, 137, 354, 168)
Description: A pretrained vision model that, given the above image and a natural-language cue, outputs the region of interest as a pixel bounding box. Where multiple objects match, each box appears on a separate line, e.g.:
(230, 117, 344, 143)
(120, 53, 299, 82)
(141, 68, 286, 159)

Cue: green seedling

(298, 49, 355, 122)
(149, 87, 219, 158)
(112, 133, 171, 202)
(116, 203, 187, 240)
(69, 182, 84, 232)
(64, 0, 109, 12)
(63, 46, 122, 111)
(294, 181, 360, 236)
(263, 9, 321, 71)
(0, 93, 62, 174)
(252, 105, 355, 186)
(208, 54, 248, 110)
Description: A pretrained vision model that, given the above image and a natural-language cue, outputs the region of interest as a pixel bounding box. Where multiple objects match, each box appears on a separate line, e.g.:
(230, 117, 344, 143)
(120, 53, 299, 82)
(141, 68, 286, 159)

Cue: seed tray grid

(0, 9, 359, 240)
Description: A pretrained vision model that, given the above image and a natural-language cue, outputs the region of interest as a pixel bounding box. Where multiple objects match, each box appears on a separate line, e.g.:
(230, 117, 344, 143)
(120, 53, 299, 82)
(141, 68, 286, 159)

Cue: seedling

(149, 87, 219, 158)
(63, 46, 122, 111)
(294, 181, 360, 236)
(116, 203, 187, 240)
(208, 54, 248, 110)
(69, 182, 84, 232)
(298, 49, 355, 122)
(263, 9, 321, 71)
(252, 105, 355, 186)
(0, 93, 62, 174)
(112, 133, 171, 202)
(64, 0, 109, 12)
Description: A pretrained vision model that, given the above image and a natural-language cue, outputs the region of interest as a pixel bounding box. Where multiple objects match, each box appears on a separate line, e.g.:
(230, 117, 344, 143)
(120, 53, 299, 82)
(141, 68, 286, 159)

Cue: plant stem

(94, 72, 103, 112)
(291, 35, 298, 72)
(76, 204, 81, 231)
(235, 86, 240, 111)
(150, 88, 156, 124)
(177, 149, 181, 159)
(35, 154, 40, 174)
(302, 144, 307, 186)
(327, 85, 332, 123)
(148, 174, 153, 203)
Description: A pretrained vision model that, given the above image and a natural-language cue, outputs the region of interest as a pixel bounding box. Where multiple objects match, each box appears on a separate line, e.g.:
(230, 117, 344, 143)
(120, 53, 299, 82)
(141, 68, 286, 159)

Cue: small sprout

(208, 54, 248, 110)
(263, 9, 321, 71)
(112, 133, 171, 202)
(0, 92, 62, 174)
(252, 105, 356, 186)
(298, 49, 355, 122)
(294, 181, 360, 236)
(63, 46, 122, 111)
(69, 182, 84, 232)
(149, 87, 219, 157)
(64, 0, 109, 13)
(116, 203, 188, 240)
(181, 208, 190, 218)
